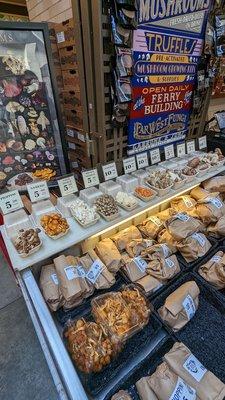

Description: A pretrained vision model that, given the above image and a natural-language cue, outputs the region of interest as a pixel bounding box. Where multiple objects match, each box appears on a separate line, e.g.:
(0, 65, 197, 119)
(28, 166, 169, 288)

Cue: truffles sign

(128, 0, 211, 155)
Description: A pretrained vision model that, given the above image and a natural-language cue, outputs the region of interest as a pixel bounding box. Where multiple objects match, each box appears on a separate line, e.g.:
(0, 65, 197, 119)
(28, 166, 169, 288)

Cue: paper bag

(157, 229, 177, 253)
(198, 251, 225, 289)
(80, 249, 115, 290)
(137, 275, 163, 295)
(66, 255, 93, 300)
(165, 213, 205, 241)
(196, 196, 225, 225)
(190, 186, 210, 201)
(147, 255, 180, 282)
(207, 215, 225, 237)
(111, 390, 132, 400)
(171, 196, 198, 218)
(126, 238, 155, 258)
(158, 281, 200, 332)
(203, 176, 225, 193)
(136, 377, 158, 400)
(112, 226, 142, 251)
(176, 233, 211, 262)
(121, 252, 147, 282)
(142, 243, 174, 260)
(95, 238, 121, 274)
(39, 263, 63, 311)
(138, 215, 164, 239)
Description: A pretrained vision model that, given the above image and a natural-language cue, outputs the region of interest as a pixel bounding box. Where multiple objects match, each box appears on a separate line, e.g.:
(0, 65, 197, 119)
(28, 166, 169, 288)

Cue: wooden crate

(62, 90, 81, 110)
(58, 45, 77, 69)
(54, 18, 76, 48)
(62, 69, 80, 90)
(64, 108, 83, 129)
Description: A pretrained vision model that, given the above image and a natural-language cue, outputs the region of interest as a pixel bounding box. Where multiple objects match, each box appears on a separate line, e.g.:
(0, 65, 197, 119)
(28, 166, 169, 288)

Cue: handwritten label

(211, 255, 222, 263)
(177, 143, 186, 157)
(177, 213, 190, 222)
(82, 169, 100, 188)
(198, 136, 207, 150)
(183, 196, 193, 208)
(51, 274, 59, 285)
(64, 266, 79, 281)
(102, 162, 118, 181)
(161, 244, 170, 258)
(183, 354, 207, 382)
(164, 144, 175, 160)
(187, 140, 196, 154)
(27, 181, 50, 202)
(136, 152, 149, 169)
(165, 257, 175, 268)
(0, 190, 23, 214)
(150, 148, 161, 165)
(169, 377, 196, 400)
(86, 259, 104, 283)
(58, 175, 78, 196)
(134, 256, 148, 272)
(192, 233, 205, 247)
(209, 197, 223, 209)
(183, 295, 196, 320)
(56, 31, 65, 43)
(149, 216, 162, 226)
(123, 157, 137, 173)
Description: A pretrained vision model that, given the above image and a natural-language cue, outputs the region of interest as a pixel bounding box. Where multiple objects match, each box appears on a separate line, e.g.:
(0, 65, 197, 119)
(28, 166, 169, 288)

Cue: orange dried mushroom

(40, 213, 69, 237)
(135, 186, 154, 197)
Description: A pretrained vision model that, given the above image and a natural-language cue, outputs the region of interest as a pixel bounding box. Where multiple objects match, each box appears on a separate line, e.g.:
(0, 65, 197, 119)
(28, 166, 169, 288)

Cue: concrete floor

(0, 252, 59, 400)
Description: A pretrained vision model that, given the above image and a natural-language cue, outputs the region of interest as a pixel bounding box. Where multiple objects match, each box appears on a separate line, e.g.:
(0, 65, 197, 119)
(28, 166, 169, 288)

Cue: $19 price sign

(58, 175, 78, 196)
(0, 190, 23, 214)
(102, 162, 118, 181)
(27, 181, 50, 203)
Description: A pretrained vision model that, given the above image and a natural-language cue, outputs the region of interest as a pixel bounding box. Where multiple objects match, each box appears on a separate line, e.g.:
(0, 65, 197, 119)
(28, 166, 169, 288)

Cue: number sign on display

(136, 152, 149, 169)
(187, 140, 196, 154)
(0, 190, 23, 214)
(102, 162, 118, 181)
(164, 144, 175, 160)
(27, 181, 50, 203)
(82, 169, 100, 188)
(58, 175, 78, 196)
(198, 136, 207, 150)
(150, 148, 161, 164)
(123, 157, 137, 173)
(177, 143, 186, 157)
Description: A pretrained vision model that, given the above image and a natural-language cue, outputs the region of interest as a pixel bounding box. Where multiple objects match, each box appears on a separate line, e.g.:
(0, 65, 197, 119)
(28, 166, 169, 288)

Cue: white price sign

(102, 162, 118, 181)
(136, 152, 149, 169)
(0, 190, 23, 214)
(58, 175, 78, 196)
(27, 181, 50, 202)
(82, 169, 100, 188)
(198, 136, 207, 150)
(164, 144, 175, 160)
(177, 143, 186, 157)
(123, 157, 137, 173)
(187, 140, 196, 154)
(150, 148, 161, 165)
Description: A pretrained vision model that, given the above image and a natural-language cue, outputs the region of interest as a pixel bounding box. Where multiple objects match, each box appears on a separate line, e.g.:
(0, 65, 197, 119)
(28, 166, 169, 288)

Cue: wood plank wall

(26, 0, 73, 23)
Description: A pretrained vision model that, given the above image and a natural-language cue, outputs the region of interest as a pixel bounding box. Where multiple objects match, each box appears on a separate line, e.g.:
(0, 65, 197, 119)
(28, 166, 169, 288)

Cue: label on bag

(165, 257, 175, 269)
(149, 216, 162, 226)
(211, 255, 222, 263)
(86, 260, 104, 284)
(64, 266, 79, 280)
(209, 197, 223, 209)
(161, 243, 170, 258)
(183, 196, 193, 208)
(192, 233, 205, 247)
(77, 266, 86, 278)
(183, 354, 207, 382)
(177, 213, 190, 222)
(182, 295, 196, 320)
(51, 274, 59, 285)
(134, 256, 148, 272)
(169, 377, 196, 400)
(0, 190, 23, 214)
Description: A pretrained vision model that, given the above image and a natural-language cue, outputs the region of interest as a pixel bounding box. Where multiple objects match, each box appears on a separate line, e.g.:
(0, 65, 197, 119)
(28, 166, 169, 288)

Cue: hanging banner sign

(127, 0, 211, 155)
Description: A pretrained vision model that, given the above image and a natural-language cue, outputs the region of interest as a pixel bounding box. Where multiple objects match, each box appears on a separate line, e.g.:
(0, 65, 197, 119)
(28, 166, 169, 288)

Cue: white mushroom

(37, 111, 50, 130)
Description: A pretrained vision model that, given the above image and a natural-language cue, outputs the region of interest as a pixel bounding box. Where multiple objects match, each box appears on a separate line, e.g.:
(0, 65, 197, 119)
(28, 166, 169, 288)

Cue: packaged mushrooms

(165, 213, 205, 241)
(176, 233, 211, 262)
(95, 238, 122, 274)
(112, 225, 142, 251)
(198, 251, 225, 289)
(39, 264, 63, 311)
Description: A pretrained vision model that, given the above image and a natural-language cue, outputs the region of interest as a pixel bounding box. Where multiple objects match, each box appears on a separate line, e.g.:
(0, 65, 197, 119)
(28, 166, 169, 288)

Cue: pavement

(0, 252, 59, 400)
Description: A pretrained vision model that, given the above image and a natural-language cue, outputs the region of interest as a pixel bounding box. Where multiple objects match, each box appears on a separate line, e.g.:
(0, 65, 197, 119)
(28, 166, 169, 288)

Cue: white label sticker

(64, 266, 79, 281)
(136, 152, 149, 169)
(183, 196, 193, 208)
(68, 142, 76, 150)
(86, 260, 103, 284)
(161, 243, 170, 258)
(56, 31, 65, 43)
(198, 136, 207, 150)
(149, 216, 162, 227)
(183, 354, 207, 382)
(51, 273, 59, 285)
(187, 140, 196, 154)
(102, 162, 118, 181)
(177, 143, 186, 157)
(77, 132, 86, 142)
(165, 257, 175, 268)
(209, 197, 223, 209)
(150, 148, 161, 165)
(82, 169, 100, 188)
(211, 255, 222, 263)
(77, 266, 86, 278)
(169, 377, 196, 400)
(192, 233, 205, 247)
(0, 190, 23, 215)
(58, 175, 78, 196)
(182, 294, 196, 320)
(67, 128, 75, 137)
(164, 144, 175, 160)
(177, 213, 190, 222)
(123, 157, 137, 173)
(134, 256, 148, 272)
(27, 181, 50, 202)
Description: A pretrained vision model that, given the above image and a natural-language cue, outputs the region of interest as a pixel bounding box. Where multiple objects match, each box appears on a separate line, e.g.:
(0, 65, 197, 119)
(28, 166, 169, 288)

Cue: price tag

(198, 136, 207, 150)
(102, 162, 118, 181)
(58, 175, 78, 196)
(164, 144, 175, 160)
(27, 181, 50, 202)
(187, 140, 196, 154)
(123, 157, 137, 173)
(177, 143, 186, 157)
(82, 169, 100, 188)
(136, 152, 149, 169)
(56, 31, 65, 43)
(0, 190, 23, 214)
(150, 148, 161, 165)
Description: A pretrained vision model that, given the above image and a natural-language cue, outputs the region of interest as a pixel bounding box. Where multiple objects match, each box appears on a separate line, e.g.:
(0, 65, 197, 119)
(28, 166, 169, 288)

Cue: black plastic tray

(63, 309, 162, 398)
(152, 273, 225, 384)
(176, 236, 218, 270)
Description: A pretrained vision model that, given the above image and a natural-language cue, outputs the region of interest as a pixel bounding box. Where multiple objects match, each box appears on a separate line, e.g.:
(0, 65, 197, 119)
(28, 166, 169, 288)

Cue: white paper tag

(183, 354, 207, 382)
(169, 377, 196, 400)
(183, 196, 193, 208)
(102, 162, 118, 181)
(123, 157, 137, 173)
(77, 132, 86, 142)
(149, 216, 162, 226)
(68, 142, 76, 150)
(27, 181, 50, 202)
(56, 31, 65, 43)
(198, 136, 207, 150)
(51, 273, 59, 285)
(192, 233, 205, 247)
(82, 169, 100, 188)
(136, 152, 149, 169)
(164, 144, 175, 160)
(64, 266, 79, 281)
(187, 140, 196, 154)
(182, 294, 196, 320)
(161, 243, 170, 258)
(134, 256, 148, 272)
(177, 143, 186, 157)
(211, 255, 222, 263)
(67, 128, 75, 137)
(150, 148, 161, 164)
(177, 213, 190, 222)
(77, 266, 86, 278)
(209, 197, 223, 209)
(0, 190, 23, 214)
(86, 260, 103, 284)
(165, 257, 175, 268)
(58, 175, 78, 196)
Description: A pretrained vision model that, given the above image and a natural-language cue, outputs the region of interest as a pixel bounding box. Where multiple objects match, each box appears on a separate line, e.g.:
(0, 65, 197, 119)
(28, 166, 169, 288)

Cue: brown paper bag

(136, 377, 158, 400)
(137, 275, 163, 295)
(53, 255, 84, 310)
(157, 229, 177, 253)
(198, 251, 225, 289)
(203, 176, 225, 193)
(95, 238, 121, 274)
(66, 255, 93, 299)
(207, 215, 225, 237)
(137, 215, 164, 239)
(176, 233, 211, 262)
(196, 196, 225, 225)
(111, 390, 132, 400)
(158, 281, 200, 332)
(165, 213, 205, 241)
(190, 186, 210, 201)
(125, 238, 155, 258)
(112, 226, 142, 251)
(164, 342, 225, 400)
(39, 264, 63, 311)
(121, 252, 147, 282)
(147, 255, 180, 282)
(80, 249, 115, 290)
(171, 195, 198, 218)
(142, 243, 174, 259)
(157, 208, 174, 222)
